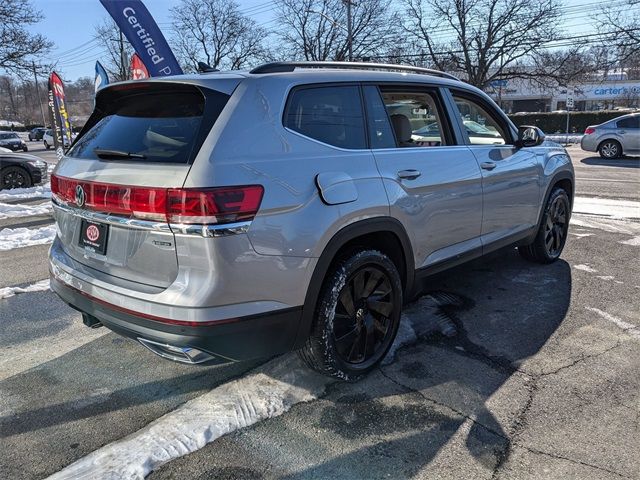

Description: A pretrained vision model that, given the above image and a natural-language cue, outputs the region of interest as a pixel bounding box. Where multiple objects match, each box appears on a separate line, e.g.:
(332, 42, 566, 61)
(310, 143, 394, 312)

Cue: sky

(30, 0, 608, 81)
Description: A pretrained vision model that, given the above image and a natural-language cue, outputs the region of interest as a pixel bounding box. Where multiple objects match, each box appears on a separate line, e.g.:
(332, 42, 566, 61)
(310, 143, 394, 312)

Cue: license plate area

(79, 219, 109, 255)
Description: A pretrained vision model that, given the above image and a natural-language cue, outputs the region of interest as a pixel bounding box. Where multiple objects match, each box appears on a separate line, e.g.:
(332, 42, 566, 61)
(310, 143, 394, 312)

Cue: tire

(298, 249, 403, 381)
(44, 141, 50, 150)
(22, 146, 28, 152)
(1, 166, 32, 190)
(598, 139, 622, 159)
(519, 187, 570, 264)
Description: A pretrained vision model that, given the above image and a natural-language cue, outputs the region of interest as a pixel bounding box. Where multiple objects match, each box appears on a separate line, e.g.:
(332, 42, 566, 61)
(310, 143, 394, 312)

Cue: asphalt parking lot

(0, 143, 638, 479)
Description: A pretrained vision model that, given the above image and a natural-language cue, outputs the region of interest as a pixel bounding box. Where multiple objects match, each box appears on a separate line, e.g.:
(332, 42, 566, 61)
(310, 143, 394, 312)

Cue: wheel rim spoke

(362, 269, 383, 297)
(339, 288, 356, 317)
(367, 298, 393, 317)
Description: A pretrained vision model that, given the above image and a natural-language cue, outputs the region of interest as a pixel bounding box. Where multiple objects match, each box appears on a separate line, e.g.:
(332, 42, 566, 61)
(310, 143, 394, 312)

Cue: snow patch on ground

(573, 264, 597, 273)
(596, 275, 615, 281)
(586, 307, 640, 340)
(0, 225, 57, 251)
(571, 216, 640, 236)
(620, 236, 640, 246)
(545, 134, 583, 144)
(382, 314, 416, 366)
(0, 182, 51, 201)
(47, 356, 332, 480)
(573, 197, 640, 220)
(0, 279, 50, 299)
(0, 201, 52, 219)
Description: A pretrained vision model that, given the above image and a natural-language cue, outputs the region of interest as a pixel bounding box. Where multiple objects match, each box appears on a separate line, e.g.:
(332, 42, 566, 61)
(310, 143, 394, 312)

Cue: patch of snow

(0, 182, 51, 201)
(0, 201, 51, 219)
(0, 279, 50, 299)
(573, 264, 597, 273)
(570, 216, 640, 236)
(545, 134, 583, 144)
(0, 225, 57, 251)
(382, 314, 416, 365)
(568, 232, 593, 238)
(595, 275, 615, 281)
(586, 307, 640, 340)
(573, 197, 640, 220)
(620, 236, 640, 246)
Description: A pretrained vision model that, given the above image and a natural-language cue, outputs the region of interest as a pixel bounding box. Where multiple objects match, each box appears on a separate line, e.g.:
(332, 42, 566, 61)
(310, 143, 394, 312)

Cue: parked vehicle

(49, 62, 574, 380)
(43, 129, 72, 150)
(581, 113, 640, 158)
(0, 132, 28, 152)
(0, 152, 47, 189)
(28, 127, 47, 141)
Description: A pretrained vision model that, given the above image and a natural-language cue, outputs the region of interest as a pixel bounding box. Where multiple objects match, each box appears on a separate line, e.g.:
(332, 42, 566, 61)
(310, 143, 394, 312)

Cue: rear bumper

(580, 135, 597, 152)
(51, 275, 301, 362)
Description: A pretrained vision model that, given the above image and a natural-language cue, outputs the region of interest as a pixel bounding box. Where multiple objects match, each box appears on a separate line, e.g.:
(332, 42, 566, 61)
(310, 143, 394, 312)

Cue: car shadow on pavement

(275, 249, 572, 478)
(581, 156, 640, 168)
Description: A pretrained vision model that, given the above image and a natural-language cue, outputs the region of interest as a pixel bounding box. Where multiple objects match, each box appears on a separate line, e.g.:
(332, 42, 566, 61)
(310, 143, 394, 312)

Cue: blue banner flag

(99, 0, 183, 77)
(95, 61, 109, 92)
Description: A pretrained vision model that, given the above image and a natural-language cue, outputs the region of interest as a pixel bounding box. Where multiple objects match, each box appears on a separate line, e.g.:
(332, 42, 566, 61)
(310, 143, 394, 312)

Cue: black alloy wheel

(1, 166, 32, 190)
(299, 250, 402, 381)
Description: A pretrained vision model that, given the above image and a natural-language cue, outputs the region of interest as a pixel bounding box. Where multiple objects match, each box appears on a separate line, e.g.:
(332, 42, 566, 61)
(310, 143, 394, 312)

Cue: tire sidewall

(537, 188, 570, 261)
(316, 250, 402, 381)
(599, 140, 621, 159)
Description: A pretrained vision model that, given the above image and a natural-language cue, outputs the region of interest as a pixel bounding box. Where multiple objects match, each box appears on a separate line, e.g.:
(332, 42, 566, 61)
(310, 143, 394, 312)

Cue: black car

(0, 152, 48, 189)
(0, 132, 28, 152)
(28, 127, 47, 141)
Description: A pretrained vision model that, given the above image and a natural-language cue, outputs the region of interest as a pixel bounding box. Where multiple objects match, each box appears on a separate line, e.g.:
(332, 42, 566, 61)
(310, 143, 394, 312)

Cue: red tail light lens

(51, 174, 263, 225)
(167, 186, 264, 224)
(584, 127, 595, 135)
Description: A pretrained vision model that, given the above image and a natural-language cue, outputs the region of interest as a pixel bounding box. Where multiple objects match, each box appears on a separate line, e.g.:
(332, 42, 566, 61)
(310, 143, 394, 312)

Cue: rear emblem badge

(75, 185, 85, 207)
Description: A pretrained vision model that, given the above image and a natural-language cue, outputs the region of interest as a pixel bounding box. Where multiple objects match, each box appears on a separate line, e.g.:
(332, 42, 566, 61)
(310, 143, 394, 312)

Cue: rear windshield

(68, 85, 229, 164)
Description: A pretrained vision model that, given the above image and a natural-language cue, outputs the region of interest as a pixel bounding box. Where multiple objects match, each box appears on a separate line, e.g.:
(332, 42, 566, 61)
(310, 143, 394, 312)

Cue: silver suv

(49, 62, 574, 380)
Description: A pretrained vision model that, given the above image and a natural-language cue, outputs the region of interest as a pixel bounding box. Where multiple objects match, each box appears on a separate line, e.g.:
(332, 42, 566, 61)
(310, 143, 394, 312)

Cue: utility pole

(119, 30, 127, 81)
(343, 0, 355, 61)
(31, 62, 47, 127)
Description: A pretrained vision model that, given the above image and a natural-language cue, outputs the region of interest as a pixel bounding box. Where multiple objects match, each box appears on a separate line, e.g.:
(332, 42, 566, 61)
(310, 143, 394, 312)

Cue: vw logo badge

(75, 185, 86, 208)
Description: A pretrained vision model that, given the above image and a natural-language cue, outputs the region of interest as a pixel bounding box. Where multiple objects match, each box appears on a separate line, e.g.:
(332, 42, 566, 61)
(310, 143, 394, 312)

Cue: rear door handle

(397, 169, 422, 180)
(480, 162, 496, 171)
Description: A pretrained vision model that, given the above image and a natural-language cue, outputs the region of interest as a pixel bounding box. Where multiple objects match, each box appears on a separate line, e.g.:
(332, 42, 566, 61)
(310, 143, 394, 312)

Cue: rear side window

(69, 86, 229, 164)
(617, 117, 639, 129)
(284, 85, 366, 149)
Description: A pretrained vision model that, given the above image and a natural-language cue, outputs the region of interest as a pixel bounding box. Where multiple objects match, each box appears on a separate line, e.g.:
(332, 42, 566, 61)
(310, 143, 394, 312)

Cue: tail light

(584, 127, 595, 135)
(51, 174, 263, 225)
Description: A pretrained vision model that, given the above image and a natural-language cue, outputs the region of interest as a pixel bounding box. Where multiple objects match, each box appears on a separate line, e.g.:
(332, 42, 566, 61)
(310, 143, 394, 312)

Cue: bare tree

(93, 19, 135, 82)
(171, 0, 270, 72)
(597, 0, 640, 66)
(402, 0, 574, 88)
(275, 0, 402, 61)
(0, 0, 52, 74)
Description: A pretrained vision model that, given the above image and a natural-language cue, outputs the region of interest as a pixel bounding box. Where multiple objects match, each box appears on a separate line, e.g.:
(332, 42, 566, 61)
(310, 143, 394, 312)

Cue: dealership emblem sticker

(86, 225, 100, 242)
(75, 185, 85, 207)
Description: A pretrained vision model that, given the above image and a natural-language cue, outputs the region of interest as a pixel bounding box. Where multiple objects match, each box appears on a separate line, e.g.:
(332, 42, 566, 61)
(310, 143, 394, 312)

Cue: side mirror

(516, 125, 545, 148)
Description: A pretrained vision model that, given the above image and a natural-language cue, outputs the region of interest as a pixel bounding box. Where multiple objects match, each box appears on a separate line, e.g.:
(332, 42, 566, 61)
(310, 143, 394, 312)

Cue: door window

(379, 89, 450, 147)
(362, 85, 396, 149)
(451, 93, 509, 145)
(284, 85, 366, 149)
(617, 117, 639, 129)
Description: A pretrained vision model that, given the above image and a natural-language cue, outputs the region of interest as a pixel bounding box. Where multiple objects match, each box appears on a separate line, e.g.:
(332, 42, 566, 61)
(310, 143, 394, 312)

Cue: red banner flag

(131, 53, 150, 80)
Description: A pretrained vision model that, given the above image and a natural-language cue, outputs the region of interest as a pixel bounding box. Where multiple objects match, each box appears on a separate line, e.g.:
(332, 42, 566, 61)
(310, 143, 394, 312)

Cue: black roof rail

(249, 61, 460, 81)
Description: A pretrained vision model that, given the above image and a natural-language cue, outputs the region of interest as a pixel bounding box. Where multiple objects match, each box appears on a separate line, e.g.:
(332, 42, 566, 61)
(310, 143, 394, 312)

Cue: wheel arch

(293, 217, 414, 349)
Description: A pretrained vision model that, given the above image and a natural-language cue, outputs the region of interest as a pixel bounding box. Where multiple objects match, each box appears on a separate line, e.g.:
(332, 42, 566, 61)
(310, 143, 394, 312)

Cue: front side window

(380, 90, 449, 147)
(284, 85, 366, 149)
(451, 93, 508, 145)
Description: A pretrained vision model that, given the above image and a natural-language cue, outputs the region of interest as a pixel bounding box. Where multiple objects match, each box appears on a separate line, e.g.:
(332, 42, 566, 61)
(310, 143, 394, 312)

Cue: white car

(43, 129, 72, 150)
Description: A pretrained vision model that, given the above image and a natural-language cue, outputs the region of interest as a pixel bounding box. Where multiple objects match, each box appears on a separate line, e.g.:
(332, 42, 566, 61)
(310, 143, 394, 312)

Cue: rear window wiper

(94, 149, 147, 160)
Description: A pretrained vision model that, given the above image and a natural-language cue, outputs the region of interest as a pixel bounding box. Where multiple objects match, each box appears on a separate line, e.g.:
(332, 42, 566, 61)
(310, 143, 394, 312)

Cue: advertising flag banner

(99, 0, 183, 77)
(130, 52, 149, 80)
(47, 72, 73, 159)
(95, 61, 110, 92)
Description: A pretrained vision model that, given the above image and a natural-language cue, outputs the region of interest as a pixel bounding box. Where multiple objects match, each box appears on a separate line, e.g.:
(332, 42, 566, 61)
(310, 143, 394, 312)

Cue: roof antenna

(197, 61, 219, 73)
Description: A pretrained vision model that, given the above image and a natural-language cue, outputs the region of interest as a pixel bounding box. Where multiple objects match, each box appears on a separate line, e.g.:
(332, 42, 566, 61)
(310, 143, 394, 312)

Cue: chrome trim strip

(170, 221, 250, 237)
(51, 198, 172, 232)
(51, 198, 251, 237)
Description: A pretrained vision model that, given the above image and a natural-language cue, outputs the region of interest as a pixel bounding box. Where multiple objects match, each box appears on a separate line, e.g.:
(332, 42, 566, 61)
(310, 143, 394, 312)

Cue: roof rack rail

(249, 61, 460, 81)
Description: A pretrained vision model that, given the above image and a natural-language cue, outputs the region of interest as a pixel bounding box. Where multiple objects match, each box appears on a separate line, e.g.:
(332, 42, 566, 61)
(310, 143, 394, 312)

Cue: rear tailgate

(52, 80, 234, 289)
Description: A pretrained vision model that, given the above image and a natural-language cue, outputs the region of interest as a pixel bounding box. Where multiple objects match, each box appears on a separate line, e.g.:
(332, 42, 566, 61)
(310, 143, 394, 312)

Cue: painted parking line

(586, 307, 640, 340)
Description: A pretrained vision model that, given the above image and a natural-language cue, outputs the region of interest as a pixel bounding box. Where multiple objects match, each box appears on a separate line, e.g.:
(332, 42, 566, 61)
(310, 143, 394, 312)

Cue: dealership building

(487, 78, 640, 113)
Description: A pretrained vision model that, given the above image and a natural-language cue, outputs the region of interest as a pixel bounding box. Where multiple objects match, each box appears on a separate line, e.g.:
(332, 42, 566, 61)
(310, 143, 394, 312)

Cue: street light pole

(31, 62, 47, 127)
(343, 0, 354, 61)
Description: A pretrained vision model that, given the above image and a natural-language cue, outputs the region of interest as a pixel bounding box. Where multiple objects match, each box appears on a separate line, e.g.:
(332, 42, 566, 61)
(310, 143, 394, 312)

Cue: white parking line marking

(620, 236, 640, 246)
(573, 197, 640, 220)
(586, 307, 640, 340)
(574, 264, 597, 273)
